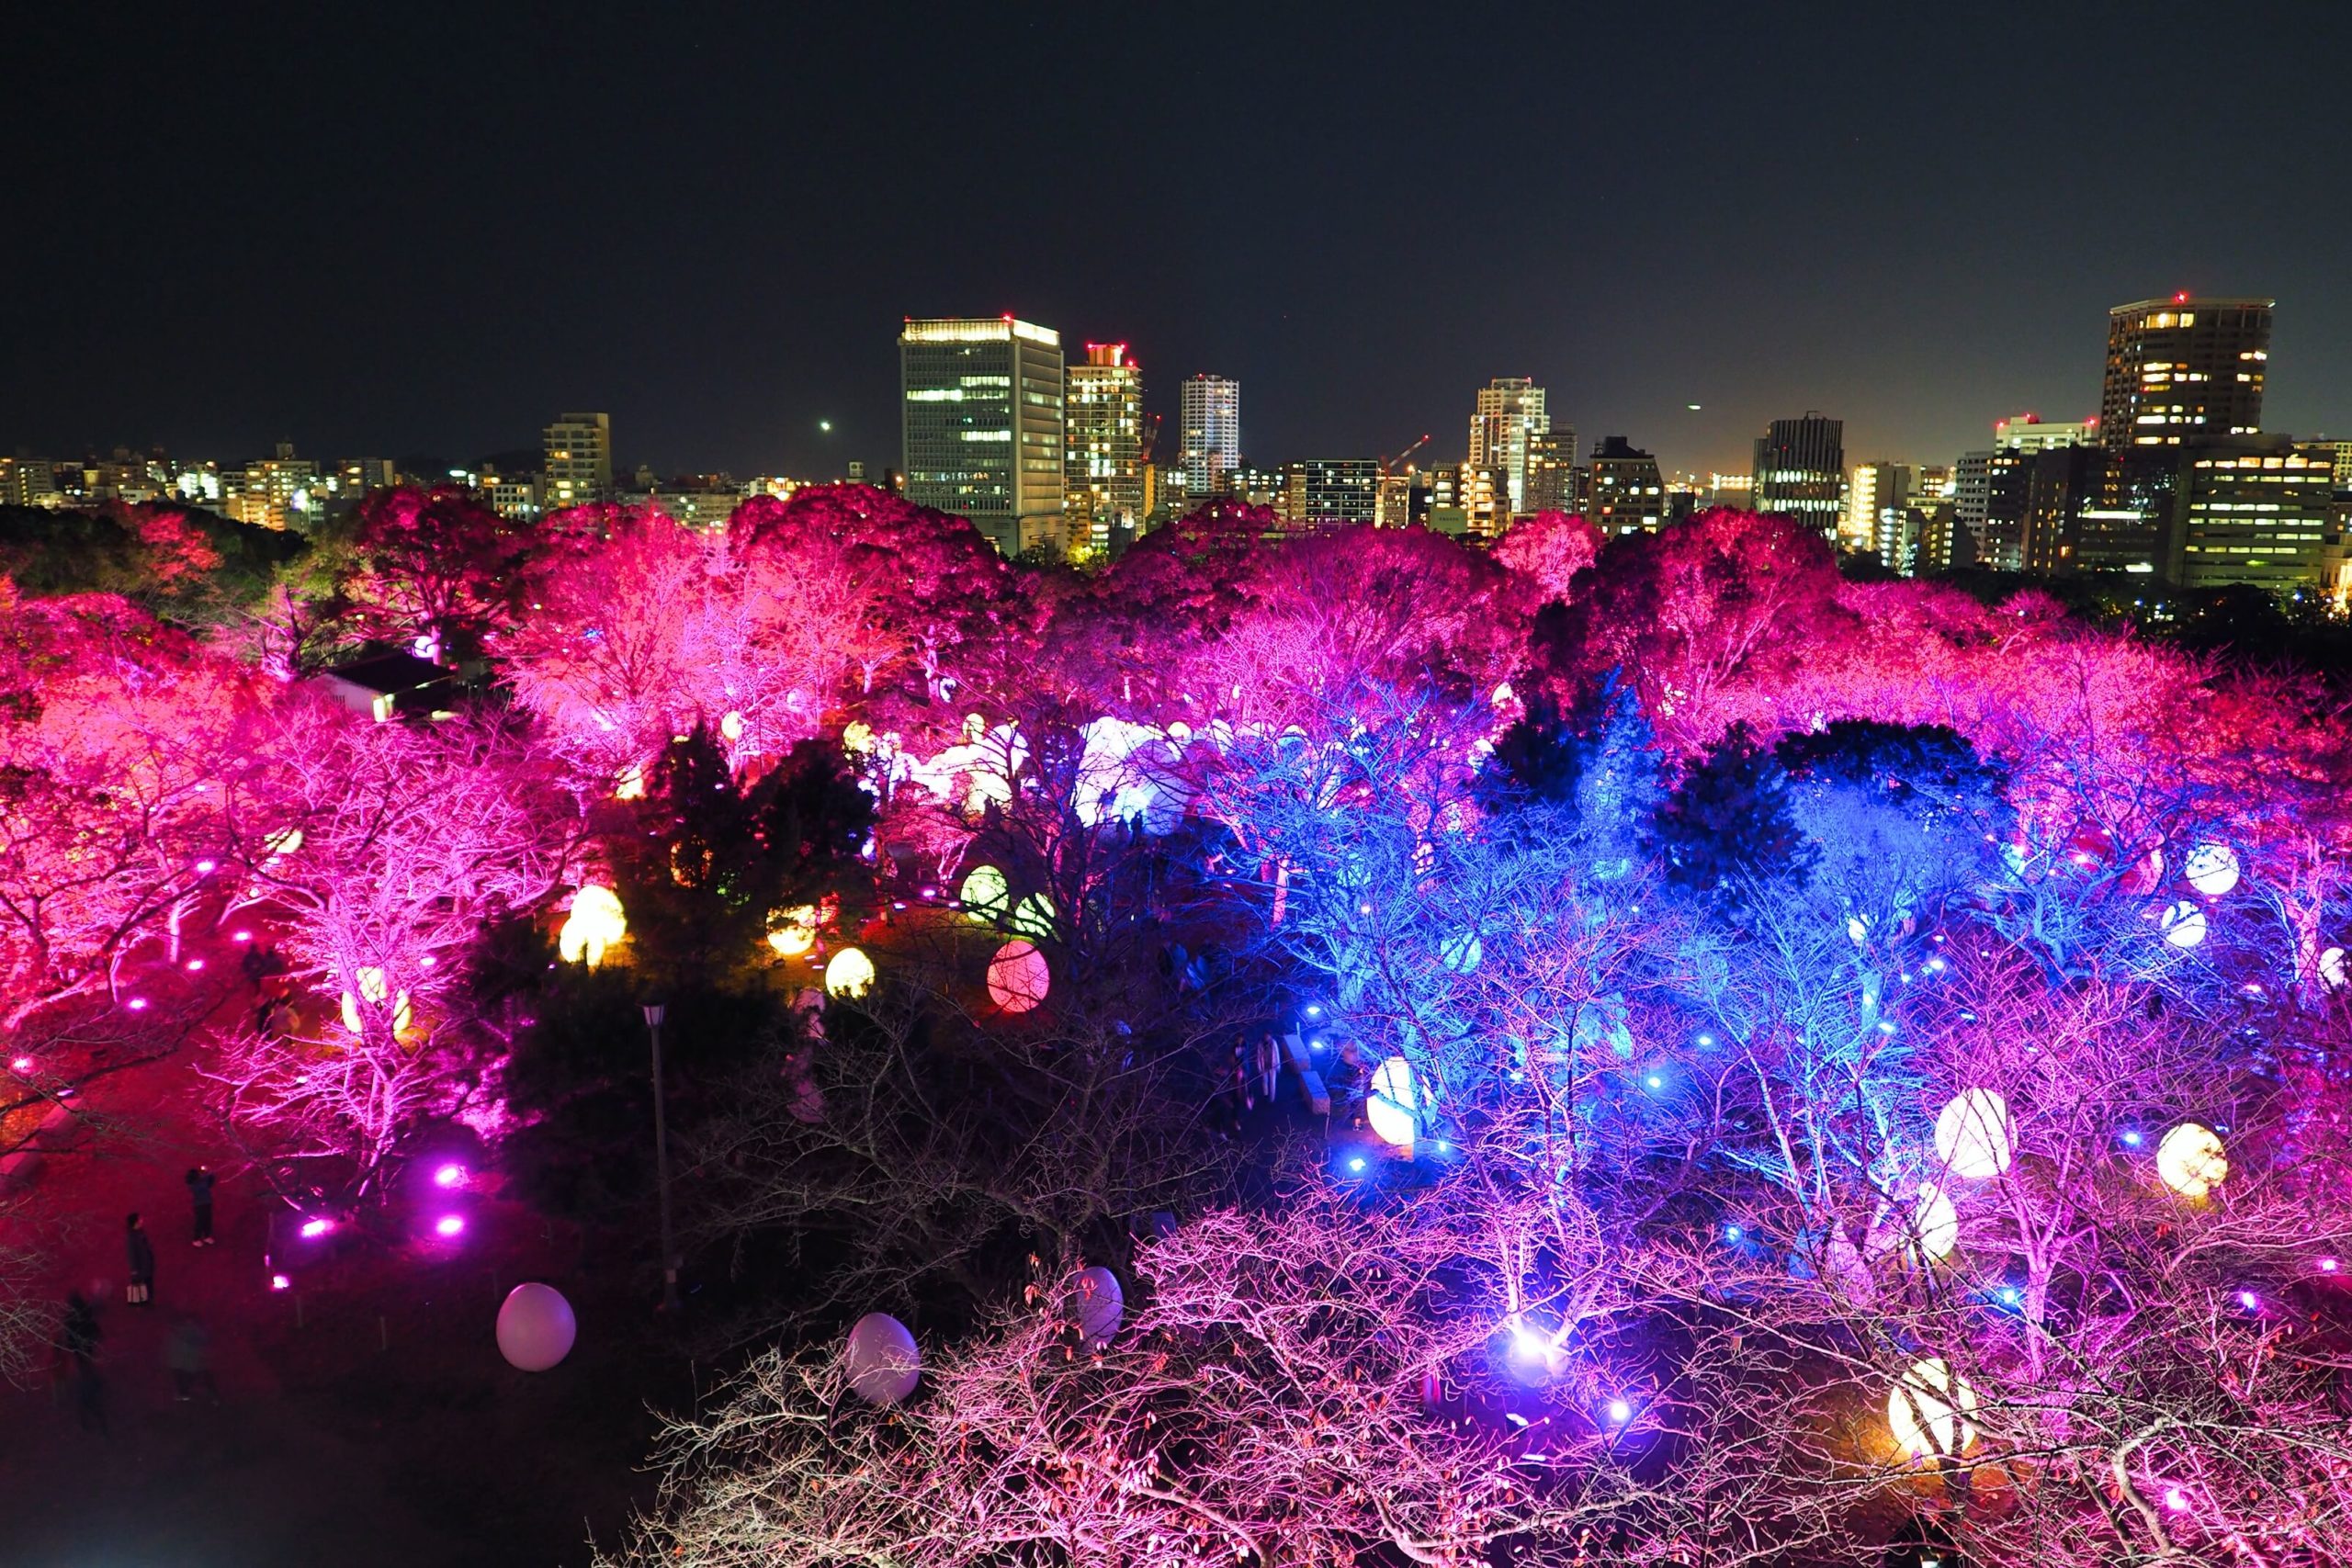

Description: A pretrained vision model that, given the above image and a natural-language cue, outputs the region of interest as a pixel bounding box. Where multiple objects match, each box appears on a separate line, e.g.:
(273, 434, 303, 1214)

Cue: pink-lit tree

(207, 705, 575, 1202)
(340, 485, 537, 660)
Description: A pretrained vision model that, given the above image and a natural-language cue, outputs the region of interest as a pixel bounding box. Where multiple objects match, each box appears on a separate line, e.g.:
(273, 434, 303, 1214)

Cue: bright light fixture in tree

(2157, 1122, 2228, 1198)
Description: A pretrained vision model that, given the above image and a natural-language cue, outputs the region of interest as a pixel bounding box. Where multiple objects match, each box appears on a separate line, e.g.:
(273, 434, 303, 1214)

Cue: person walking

(185, 1166, 216, 1246)
(165, 1314, 220, 1404)
(60, 1291, 106, 1436)
(125, 1213, 155, 1306)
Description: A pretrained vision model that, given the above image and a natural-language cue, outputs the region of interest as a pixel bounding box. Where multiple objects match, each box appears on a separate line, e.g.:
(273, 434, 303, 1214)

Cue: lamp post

(643, 1002, 680, 1312)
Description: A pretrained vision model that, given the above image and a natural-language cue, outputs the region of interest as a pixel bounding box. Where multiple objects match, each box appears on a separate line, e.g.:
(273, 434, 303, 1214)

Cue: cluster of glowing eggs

(844, 1312, 921, 1404)
(823, 946, 876, 998)
(495, 1282, 578, 1372)
(339, 966, 413, 1035)
(960, 864, 1010, 923)
(2156, 1122, 2229, 1199)
(1910, 1182, 1960, 1260)
(1367, 1056, 1421, 1148)
(986, 940, 1051, 1013)
(1068, 1266, 1124, 1349)
(764, 906, 820, 957)
(1011, 893, 1057, 942)
(1439, 931, 1483, 974)
(2160, 901, 2208, 949)
(1888, 1358, 1978, 1458)
(2183, 843, 2241, 897)
(1933, 1089, 2016, 1180)
(559, 884, 628, 967)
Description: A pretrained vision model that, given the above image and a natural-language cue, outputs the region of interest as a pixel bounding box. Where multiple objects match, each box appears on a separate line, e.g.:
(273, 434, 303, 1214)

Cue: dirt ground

(0, 1052, 678, 1567)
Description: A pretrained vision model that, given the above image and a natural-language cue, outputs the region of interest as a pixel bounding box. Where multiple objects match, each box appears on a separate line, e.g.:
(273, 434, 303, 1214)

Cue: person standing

(185, 1166, 216, 1246)
(60, 1291, 106, 1436)
(125, 1213, 155, 1306)
(165, 1314, 220, 1404)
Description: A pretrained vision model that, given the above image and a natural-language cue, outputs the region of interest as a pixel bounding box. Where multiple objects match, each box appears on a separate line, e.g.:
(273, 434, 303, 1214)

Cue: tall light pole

(642, 1002, 681, 1312)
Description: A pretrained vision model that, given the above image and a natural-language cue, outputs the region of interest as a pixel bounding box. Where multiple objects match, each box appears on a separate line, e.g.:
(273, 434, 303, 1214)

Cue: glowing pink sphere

(434, 1214, 467, 1238)
(195, 859, 217, 874)
(186, 958, 205, 972)
(300, 1217, 333, 1239)
(270, 1274, 292, 1292)
(8, 1056, 30, 1074)
(232, 931, 252, 943)
(432, 1163, 466, 1189)
(127, 998, 149, 1011)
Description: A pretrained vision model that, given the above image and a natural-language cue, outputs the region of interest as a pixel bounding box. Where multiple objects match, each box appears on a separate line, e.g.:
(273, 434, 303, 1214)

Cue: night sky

(11, 2, 2350, 481)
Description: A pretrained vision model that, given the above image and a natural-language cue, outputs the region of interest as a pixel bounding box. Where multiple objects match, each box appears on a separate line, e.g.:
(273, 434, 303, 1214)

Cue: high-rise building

(1952, 447, 2034, 570)
(1468, 377, 1549, 515)
(224, 442, 320, 529)
(1845, 462, 1910, 551)
(2101, 296, 2273, 450)
(0, 455, 58, 508)
(1064, 342, 1145, 552)
(1427, 464, 1507, 537)
(1995, 413, 2098, 452)
(1281, 459, 1380, 526)
(1524, 427, 1578, 513)
(1179, 375, 1240, 502)
(2170, 437, 2335, 592)
(1752, 413, 1844, 535)
(1588, 436, 1665, 535)
(543, 412, 613, 512)
(899, 317, 1066, 556)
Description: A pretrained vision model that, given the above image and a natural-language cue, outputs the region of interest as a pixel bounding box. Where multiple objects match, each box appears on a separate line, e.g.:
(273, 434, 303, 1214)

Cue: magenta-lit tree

(340, 484, 537, 660)
(206, 705, 575, 1203)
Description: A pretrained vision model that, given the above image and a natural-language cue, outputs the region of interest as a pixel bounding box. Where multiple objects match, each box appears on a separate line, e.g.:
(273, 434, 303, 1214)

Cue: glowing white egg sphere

(2183, 843, 2241, 897)
(823, 946, 876, 998)
(986, 940, 1050, 1013)
(1069, 1266, 1124, 1348)
(960, 864, 1010, 923)
(1934, 1089, 2016, 1180)
(495, 1282, 577, 1371)
(844, 1313, 920, 1404)
(1011, 893, 1057, 942)
(2321, 946, 2347, 989)
(765, 906, 819, 957)
(2160, 901, 2207, 949)
(1367, 1056, 1419, 1149)
(1440, 931, 1483, 974)
(2156, 1122, 2228, 1199)
(560, 884, 627, 966)
(1888, 1357, 1978, 1458)
(1911, 1182, 1960, 1260)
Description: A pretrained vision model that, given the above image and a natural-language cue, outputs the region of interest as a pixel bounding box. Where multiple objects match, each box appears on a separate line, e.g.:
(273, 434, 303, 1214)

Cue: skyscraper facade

(1588, 436, 1665, 535)
(900, 317, 1066, 556)
(1523, 426, 1577, 513)
(2101, 296, 2273, 450)
(1281, 459, 1380, 525)
(1468, 377, 1548, 515)
(1064, 342, 1145, 551)
(543, 412, 613, 512)
(1179, 375, 1240, 502)
(1752, 413, 1845, 536)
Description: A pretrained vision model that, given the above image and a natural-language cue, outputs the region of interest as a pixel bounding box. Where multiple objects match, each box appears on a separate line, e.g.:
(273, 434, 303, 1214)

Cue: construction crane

(1381, 433, 1431, 479)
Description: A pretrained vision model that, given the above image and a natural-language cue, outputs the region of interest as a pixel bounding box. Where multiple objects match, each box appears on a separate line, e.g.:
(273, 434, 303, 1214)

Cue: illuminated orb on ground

(1934, 1089, 2015, 1180)
(2160, 900, 2208, 948)
(1367, 1056, 1420, 1149)
(1069, 1266, 1124, 1348)
(959, 864, 1010, 923)
(2322, 945, 2347, 989)
(823, 946, 876, 998)
(1011, 892, 1057, 942)
(1911, 1181, 1959, 1260)
(2183, 842, 2241, 897)
(1439, 931, 1483, 974)
(986, 940, 1051, 1013)
(765, 905, 819, 957)
(845, 1312, 921, 1404)
(1888, 1357, 1978, 1458)
(560, 883, 627, 966)
(495, 1281, 578, 1372)
(2157, 1122, 2228, 1198)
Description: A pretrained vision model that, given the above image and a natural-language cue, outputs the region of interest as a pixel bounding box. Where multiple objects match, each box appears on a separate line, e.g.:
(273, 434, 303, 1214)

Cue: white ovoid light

(2183, 843, 2241, 897)
(1367, 1056, 1420, 1149)
(2156, 1122, 2229, 1199)
(1888, 1357, 1978, 1459)
(1933, 1089, 2016, 1180)
(2160, 901, 2208, 949)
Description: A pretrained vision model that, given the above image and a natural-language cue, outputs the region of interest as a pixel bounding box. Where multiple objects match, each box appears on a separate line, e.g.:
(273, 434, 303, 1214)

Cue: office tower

(1845, 462, 1911, 551)
(1427, 464, 1508, 537)
(899, 317, 1066, 556)
(1179, 375, 1240, 501)
(1468, 377, 1549, 514)
(0, 455, 58, 507)
(2101, 296, 2273, 450)
(1524, 426, 1578, 513)
(1751, 413, 1844, 535)
(543, 412, 614, 512)
(1281, 459, 1380, 525)
(1064, 342, 1145, 552)
(223, 442, 320, 529)
(1952, 447, 2033, 570)
(1588, 436, 1665, 535)
(1994, 413, 2098, 452)
(2169, 437, 2335, 592)
(1227, 465, 1286, 507)
(1706, 472, 1754, 511)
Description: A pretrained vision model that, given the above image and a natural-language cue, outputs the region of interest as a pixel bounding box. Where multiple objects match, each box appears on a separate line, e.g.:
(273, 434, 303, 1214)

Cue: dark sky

(10, 2, 2350, 481)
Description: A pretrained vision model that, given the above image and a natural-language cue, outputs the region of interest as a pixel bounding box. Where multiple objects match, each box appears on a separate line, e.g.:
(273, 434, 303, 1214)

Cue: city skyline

(7, 6, 2347, 481)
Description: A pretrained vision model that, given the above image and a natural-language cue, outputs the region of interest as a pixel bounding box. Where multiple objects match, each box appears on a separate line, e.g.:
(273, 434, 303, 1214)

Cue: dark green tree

(1650, 721, 1815, 906)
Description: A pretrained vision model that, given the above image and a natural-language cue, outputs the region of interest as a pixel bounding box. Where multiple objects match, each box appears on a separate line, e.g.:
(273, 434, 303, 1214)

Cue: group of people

(58, 1164, 224, 1434)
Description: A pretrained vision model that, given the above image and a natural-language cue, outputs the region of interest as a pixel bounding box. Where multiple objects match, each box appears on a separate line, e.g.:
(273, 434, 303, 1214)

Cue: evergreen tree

(1650, 721, 1815, 904)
